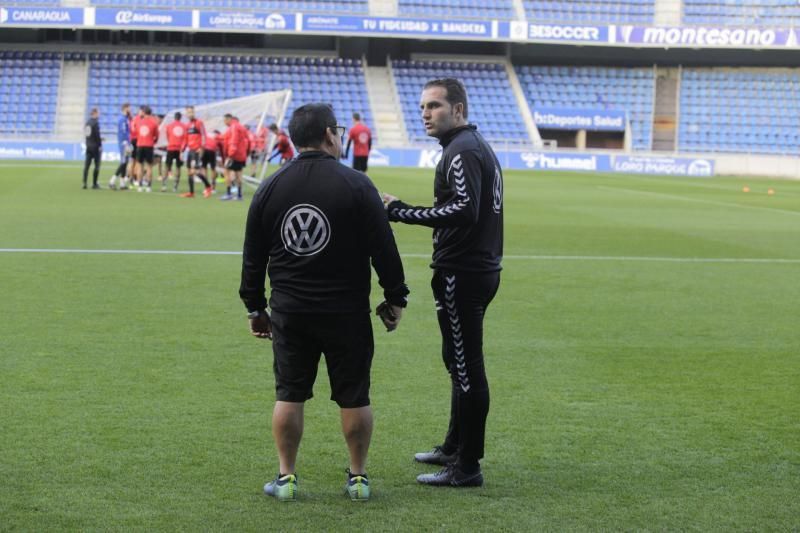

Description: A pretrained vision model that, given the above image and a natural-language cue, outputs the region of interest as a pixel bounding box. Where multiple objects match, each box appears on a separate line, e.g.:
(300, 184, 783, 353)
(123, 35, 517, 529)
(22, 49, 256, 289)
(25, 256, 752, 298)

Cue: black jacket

(85, 118, 101, 151)
(240, 151, 409, 313)
(387, 124, 503, 273)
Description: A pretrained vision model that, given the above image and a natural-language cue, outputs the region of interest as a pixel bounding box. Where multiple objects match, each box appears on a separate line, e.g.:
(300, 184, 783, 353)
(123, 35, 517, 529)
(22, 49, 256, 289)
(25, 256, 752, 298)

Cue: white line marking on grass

(0, 248, 240, 255)
(0, 163, 80, 169)
(1, 248, 799, 264)
(597, 185, 800, 218)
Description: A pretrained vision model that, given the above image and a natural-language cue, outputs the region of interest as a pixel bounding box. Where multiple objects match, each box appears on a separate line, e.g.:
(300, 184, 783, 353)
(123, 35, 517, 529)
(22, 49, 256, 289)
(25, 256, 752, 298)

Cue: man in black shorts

(240, 103, 409, 502)
(134, 106, 159, 193)
(164, 111, 186, 192)
(344, 112, 372, 173)
(200, 130, 220, 191)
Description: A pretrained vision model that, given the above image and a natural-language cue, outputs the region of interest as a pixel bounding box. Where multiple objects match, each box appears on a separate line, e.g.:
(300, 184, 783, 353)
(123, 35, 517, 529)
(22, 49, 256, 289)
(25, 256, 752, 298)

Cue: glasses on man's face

(330, 125, 346, 139)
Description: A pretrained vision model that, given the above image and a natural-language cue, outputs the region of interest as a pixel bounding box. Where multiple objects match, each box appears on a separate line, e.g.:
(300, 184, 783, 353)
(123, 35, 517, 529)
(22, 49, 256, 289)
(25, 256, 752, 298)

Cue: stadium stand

(523, 0, 655, 23)
(682, 0, 800, 25)
(88, 0, 369, 13)
(2, 0, 60, 5)
(0, 51, 60, 136)
(397, 0, 516, 19)
(392, 59, 530, 145)
(678, 68, 800, 154)
(87, 54, 373, 143)
(516, 65, 656, 151)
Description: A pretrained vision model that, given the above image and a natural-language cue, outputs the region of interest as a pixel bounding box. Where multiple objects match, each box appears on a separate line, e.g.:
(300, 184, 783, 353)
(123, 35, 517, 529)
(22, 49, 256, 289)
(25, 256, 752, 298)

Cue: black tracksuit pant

(431, 269, 500, 471)
(83, 147, 101, 186)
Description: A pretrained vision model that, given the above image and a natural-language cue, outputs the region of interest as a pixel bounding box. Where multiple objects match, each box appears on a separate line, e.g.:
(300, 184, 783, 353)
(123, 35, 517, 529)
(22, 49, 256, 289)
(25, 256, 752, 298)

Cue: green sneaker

(345, 471, 370, 502)
(264, 474, 298, 502)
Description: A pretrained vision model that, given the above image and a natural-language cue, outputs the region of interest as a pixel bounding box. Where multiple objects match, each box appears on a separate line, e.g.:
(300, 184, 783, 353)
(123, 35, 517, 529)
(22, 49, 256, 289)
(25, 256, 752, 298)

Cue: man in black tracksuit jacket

(240, 103, 409, 501)
(83, 108, 102, 189)
(383, 78, 503, 487)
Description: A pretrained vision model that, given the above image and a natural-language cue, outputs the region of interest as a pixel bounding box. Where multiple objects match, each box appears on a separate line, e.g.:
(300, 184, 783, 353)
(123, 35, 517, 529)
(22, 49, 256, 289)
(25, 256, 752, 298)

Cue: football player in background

(344, 112, 372, 172)
(109, 102, 131, 190)
(268, 123, 294, 166)
(164, 111, 187, 193)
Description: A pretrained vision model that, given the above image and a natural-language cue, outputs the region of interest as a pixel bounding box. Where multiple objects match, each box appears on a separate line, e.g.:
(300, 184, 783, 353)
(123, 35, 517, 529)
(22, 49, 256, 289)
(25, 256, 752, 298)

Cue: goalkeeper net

(157, 89, 293, 184)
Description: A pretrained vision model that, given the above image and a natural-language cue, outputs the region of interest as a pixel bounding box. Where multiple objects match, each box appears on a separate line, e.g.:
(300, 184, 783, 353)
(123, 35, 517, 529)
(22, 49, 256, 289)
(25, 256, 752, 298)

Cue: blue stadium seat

(678, 68, 800, 155)
(0, 54, 61, 136)
(524, 0, 655, 24)
(88, 0, 368, 14)
(683, 0, 800, 25)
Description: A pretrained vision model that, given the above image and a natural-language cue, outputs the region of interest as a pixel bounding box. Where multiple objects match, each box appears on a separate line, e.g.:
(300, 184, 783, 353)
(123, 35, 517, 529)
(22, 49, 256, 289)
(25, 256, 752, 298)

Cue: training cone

(742, 185, 750, 193)
(767, 188, 775, 196)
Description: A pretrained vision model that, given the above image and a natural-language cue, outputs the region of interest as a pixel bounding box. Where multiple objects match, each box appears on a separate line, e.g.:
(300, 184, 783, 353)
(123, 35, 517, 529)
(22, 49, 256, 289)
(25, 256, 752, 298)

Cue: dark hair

(288, 103, 336, 148)
(269, 123, 278, 132)
(90, 107, 98, 114)
(174, 112, 182, 120)
(353, 112, 361, 121)
(186, 105, 194, 111)
(143, 105, 152, 115)
(223, 113, 233, 119)
(121, 102, 129, 111)
(423, 78, 469, 119)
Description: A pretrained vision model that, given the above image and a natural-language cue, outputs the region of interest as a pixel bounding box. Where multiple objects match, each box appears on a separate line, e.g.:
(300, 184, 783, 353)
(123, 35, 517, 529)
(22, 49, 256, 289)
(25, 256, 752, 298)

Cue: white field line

(0, 163, 80, 169)
(1, 248, 799, 264)
(597, 185, 800, 218)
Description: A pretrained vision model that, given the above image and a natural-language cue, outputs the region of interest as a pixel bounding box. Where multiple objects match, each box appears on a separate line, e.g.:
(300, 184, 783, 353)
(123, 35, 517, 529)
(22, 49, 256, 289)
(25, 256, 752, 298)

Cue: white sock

(109, 175, 118, 186)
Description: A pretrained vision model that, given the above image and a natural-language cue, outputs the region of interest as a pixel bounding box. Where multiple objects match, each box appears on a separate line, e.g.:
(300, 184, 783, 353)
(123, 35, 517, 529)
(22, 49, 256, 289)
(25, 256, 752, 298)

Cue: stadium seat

(0, 54, 60, 136)
(88, 0, 368, 14)
(683, 0, 800, 25)
(523, 0, 655, 24)
(678, 68, 800, 155)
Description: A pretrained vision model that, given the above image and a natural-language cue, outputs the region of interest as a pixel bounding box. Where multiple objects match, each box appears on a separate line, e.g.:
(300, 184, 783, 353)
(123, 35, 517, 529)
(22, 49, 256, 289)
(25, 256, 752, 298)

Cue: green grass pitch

(1, 161, 798, 531)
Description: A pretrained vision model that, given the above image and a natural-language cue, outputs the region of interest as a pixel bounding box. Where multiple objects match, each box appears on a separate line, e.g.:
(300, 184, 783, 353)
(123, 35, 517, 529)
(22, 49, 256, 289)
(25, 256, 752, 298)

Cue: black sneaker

(414, 446, 457, 466)
(92, 183, 101, 189)
(416, 464, 483, 487)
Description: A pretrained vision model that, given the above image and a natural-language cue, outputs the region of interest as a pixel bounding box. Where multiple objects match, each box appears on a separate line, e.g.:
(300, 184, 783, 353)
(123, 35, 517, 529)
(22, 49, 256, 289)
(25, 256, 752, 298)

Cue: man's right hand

(376, 301, 403, 332)
(381, 193, 399, 209)
(249, 312, 272, 340)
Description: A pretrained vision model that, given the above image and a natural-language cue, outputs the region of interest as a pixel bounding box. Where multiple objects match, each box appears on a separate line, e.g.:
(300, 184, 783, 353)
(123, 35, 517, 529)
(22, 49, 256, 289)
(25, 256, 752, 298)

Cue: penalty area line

(0, 248, 799, 264)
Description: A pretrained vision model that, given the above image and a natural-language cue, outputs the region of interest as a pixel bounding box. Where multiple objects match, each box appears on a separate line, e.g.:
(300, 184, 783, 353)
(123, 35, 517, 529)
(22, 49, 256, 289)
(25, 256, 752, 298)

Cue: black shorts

(136, 146, 154, 164)
(166, 150, 183, 169)
(187, 150, 203, 169)
(201, 150, 217, 169)
(270, 310, 374, 408)
(353, 156, 368, 172)
(227, 159, 245, 171)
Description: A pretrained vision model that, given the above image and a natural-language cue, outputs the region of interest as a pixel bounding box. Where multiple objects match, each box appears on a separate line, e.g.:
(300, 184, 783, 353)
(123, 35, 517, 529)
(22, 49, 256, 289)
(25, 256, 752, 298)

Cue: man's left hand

(249, 312, 272, 340)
